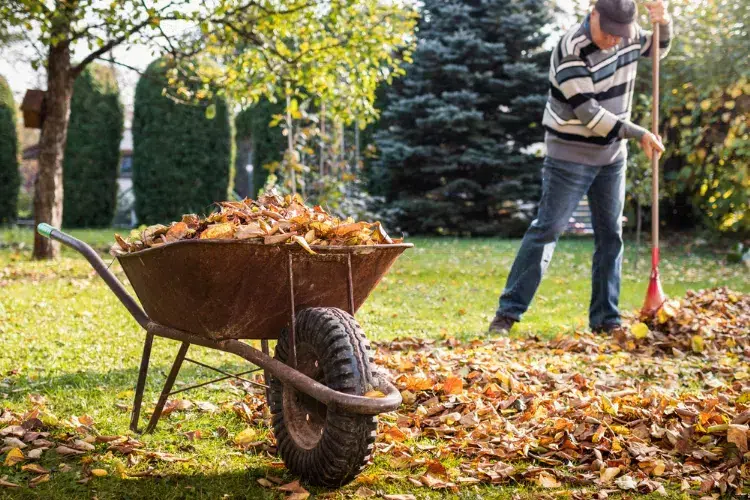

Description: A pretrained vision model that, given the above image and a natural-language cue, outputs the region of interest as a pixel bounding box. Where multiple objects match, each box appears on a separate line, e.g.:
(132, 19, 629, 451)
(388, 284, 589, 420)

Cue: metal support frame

(288, 253, 297, 368)
(132, 343, 268, 434)
(145, 342, 190, 433)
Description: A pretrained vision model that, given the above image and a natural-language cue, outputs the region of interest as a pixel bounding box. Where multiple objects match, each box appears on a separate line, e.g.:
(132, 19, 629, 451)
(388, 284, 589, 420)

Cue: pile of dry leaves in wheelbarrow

(111, 192, 400, 256)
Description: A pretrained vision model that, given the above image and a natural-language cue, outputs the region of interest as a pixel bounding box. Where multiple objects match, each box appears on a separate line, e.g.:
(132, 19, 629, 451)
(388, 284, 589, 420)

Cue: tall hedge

(0, 75, 20, 224)
(132, 58, 232, 224)
(62, 64, 123, 227)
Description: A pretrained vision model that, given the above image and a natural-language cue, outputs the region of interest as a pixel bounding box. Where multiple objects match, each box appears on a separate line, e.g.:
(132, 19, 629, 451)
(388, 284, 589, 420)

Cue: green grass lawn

(0, 227, 746, 499)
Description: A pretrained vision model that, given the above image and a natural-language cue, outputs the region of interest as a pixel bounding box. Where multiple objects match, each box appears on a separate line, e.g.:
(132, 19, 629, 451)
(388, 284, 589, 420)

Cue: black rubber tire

(269, 307, 378, 487)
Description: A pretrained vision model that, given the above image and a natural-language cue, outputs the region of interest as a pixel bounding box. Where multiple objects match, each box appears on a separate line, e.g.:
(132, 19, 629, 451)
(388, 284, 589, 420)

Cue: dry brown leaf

(257, 478, 274, 488)
(56, 446, 85, 456)
(537, 471, 560, 488)
(0, 478, 19, 488)
(600, 467, 620, 484)
(354, 486, 376, 497)
(21, 463, 49, 474)
(200, 223, 235, 240)
(727, 424, 748, 452)
(443, 376, 464, 395)
(264, 232, 296, 245)
(29, 474, 50, 487)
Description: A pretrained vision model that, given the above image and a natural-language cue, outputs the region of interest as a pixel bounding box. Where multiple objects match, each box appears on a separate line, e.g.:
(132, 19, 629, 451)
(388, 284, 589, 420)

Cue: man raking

(489, 0, 672, 334)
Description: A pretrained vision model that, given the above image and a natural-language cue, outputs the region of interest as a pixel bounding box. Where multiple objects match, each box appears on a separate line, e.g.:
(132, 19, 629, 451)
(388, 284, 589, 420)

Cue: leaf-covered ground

(0, 228, 748, 499)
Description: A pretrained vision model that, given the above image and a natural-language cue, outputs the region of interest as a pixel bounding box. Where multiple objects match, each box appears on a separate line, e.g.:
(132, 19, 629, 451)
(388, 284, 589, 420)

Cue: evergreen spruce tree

(132, 58, 232, 224)
(0, 75, 20, 224)
(374, 0, 550, 236)
(63, 65, 124, 227)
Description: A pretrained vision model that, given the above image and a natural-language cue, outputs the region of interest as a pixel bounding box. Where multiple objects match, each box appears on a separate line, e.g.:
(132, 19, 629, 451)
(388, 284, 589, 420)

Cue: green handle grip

(37, 223, 56, 238)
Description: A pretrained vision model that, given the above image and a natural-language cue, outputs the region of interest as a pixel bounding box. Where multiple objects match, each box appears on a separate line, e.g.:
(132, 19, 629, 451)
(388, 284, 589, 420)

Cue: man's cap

(595, 0, 638, 39)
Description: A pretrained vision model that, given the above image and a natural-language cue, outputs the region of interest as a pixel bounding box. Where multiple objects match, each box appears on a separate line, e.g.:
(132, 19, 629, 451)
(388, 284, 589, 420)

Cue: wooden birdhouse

(21, 89, 46, 129)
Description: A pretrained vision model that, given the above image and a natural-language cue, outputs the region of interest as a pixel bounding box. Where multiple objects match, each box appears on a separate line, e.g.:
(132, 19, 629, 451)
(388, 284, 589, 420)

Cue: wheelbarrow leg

(261, 339, 270, 401)
(130, 332, 154, 433)
(145, 342, 190, 434)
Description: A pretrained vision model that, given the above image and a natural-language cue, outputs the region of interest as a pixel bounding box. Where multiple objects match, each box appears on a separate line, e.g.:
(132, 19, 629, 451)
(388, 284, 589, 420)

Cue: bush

(62, 64, 123, 227)
(0, 74, 20, 224)
(132, 57, 232, 224)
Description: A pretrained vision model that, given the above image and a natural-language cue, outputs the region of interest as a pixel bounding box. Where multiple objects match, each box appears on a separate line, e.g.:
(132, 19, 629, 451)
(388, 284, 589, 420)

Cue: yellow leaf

(652, 460, 666, 476)
(700, 99, 712, 111)
(737, 392, 750, 405)
(234, 428, 258, 446)
(611, 437, 622, 452)
(291, 235, 316, 255)
(200, 223, 235, 240)
(679, 116, 692, 126)
(630, 322, 649, 339)
(91, 469, 108, 477)
(364, 390, 385, 398)
(724, 100, 735, 110)
(4, 448, 24, 466)
(600, 466, 620, 484)
(610, 425, 631, 436)
(601, 395, 619, 416)
(691, 335, 704, 353)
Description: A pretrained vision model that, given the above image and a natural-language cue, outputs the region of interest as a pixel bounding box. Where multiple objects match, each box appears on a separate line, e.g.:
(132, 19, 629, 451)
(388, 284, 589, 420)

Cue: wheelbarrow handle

(36, 224, 150, 328)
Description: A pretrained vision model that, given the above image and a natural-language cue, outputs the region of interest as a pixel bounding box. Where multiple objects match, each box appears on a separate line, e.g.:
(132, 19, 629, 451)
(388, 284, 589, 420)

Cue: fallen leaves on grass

(372, 288, 749, 497)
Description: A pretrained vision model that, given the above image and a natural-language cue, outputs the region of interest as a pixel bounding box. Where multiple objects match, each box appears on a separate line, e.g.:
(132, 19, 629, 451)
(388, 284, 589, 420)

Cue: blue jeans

(497, 156, 626, 328)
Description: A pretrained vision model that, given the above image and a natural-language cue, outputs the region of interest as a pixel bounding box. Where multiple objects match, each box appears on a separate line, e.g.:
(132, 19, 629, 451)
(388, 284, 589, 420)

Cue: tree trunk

(285, 93, 296, 195)
(354, 122, 360, 171)
(319, 102, 326, 176)
(33, 43, 73, 259)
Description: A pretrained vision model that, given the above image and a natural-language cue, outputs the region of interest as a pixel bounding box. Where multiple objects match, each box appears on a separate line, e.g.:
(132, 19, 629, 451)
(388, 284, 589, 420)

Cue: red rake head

(641, 248, 666, 318)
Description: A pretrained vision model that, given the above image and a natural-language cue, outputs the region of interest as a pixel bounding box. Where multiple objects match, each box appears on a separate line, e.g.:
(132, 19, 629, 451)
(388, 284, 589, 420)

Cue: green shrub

(0, 74, 20, 224)
(132, 58, 232, 224)
(62, 64, 123, 227)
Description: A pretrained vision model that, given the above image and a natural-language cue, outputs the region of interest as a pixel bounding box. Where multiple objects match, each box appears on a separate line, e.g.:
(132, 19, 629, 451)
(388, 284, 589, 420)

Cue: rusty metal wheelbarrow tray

(36, 224, 409, 430)
(117, 238, 410, 340)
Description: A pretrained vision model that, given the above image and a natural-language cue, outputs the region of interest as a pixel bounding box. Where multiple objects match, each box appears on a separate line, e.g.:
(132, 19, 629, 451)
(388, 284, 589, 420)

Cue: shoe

(488, 315, 517, 334)
(591, 322, 622, 334)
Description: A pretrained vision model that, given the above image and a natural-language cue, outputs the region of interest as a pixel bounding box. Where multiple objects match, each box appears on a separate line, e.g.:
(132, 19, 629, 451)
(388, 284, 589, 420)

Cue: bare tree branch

(71, 18, 154, 77)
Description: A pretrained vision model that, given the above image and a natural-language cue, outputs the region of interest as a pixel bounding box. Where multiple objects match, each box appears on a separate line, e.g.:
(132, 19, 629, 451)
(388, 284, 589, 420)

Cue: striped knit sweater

(543, 15, 672, 166)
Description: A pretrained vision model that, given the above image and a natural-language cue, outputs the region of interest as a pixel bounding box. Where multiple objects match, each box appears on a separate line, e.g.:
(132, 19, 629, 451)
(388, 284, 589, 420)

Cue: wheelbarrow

(36, 223, 412, 487)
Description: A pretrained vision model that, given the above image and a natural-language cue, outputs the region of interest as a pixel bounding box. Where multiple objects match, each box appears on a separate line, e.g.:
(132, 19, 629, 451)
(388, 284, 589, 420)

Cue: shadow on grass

(2, 357, 262, 407)
(1, 468, 294, 499)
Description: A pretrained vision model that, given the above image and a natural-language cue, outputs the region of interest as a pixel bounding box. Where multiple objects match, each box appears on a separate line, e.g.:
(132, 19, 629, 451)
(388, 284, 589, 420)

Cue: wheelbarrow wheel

(269, 307, 378, 487)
